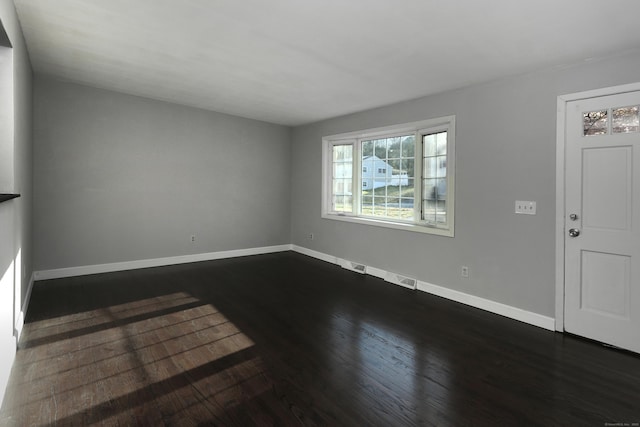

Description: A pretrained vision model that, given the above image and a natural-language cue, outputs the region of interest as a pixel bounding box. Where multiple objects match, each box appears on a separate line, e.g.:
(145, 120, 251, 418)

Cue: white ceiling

(13, 0, 640, 126)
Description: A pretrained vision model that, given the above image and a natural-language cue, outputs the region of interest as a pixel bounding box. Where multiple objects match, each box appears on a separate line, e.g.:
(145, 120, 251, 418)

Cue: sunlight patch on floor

(3, 298, 260, 426)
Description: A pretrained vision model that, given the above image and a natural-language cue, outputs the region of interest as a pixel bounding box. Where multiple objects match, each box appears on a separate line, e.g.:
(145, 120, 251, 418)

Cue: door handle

(569, 228, 580, 237)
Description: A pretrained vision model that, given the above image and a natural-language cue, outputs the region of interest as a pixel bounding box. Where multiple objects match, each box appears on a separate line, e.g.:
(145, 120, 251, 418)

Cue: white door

(565, 91, 640, 353)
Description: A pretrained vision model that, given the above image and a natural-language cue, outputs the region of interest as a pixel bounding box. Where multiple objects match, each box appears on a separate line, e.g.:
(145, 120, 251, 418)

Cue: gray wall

(34, 77, 291, 270)
(0, 0, 33, 406)
(290, 50, 640, 318)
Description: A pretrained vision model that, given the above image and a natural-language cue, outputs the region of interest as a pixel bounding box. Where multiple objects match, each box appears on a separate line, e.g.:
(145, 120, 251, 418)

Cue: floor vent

(338, 258, 367, 274)
(385, 272, 417, 290)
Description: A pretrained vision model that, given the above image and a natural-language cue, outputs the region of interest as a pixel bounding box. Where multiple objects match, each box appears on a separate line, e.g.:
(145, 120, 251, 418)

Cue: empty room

(1, 0, 640, 425)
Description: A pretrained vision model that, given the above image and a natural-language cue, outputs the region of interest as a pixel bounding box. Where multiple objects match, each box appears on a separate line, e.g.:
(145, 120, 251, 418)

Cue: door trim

(555, 82, 640, 332)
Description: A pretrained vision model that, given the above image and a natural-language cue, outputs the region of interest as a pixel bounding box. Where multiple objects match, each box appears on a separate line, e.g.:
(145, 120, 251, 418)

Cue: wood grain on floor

(1, 252, 639, 426)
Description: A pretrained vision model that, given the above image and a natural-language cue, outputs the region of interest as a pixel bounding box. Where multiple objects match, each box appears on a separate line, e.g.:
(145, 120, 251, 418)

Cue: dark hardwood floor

(1, 251, 639, 426)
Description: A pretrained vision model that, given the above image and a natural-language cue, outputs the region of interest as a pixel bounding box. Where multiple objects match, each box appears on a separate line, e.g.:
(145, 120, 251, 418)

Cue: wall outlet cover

(515, 200, 536, 215)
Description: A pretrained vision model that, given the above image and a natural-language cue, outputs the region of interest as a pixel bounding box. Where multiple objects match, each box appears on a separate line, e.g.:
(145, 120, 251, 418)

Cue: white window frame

(321, 116, 456, 237)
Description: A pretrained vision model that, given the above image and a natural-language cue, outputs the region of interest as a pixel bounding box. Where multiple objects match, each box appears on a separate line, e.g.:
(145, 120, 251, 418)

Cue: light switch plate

(515, 200, 537, 215)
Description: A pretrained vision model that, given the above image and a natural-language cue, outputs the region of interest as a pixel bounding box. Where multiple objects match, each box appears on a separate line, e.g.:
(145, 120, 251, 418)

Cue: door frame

(555, 82, 640, 332)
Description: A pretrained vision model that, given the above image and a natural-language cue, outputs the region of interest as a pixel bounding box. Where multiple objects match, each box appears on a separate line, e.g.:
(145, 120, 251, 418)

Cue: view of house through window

(323, 116, 455, 236)
(361, 135, 415, 220)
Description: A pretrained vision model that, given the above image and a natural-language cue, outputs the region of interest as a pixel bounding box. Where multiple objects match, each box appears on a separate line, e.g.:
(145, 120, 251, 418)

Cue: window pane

(423, 178, 437, 201)
(374, 198, 387, 217)
(422, 199, 436, 223)
(361, 195, 373, 216)
(422, 198, 445, 223)
(436, 200, 447, 224)
(422, 131, 448, 225)
(401, 158, 414, 178)
(399, 198, 414, 219)
(333, 144, 352, 161)
(386, 195, 413, 220)
(362, 140, 374, 157)
(424, 157, 437, 178)
(401, 136, 415, 157)
(436, 178, 447, 201)
(387, 158, 401, 171)
(360, 134, 415, 222)
(332, 179, 342, 194)
(331, 144, 353, 213)
(583, 110, 608, 136)
(333, 162, 352, 179)
(344, 196, 353, 212)
(437, 156, 447, 177)
(403, 178, 414, 198)
(400, 198, 414, 207)
(374, 139, 387, 159)
(391, 168, 409, 187)
(423, 134, 437, 157)
(332, 195, 343, 211)
(332, 145, 353, 165)
(613, 106, 639, 134)
(436, 132, 447, 155)
(387, 137, 401, 158)
(333, 179, 352, 195)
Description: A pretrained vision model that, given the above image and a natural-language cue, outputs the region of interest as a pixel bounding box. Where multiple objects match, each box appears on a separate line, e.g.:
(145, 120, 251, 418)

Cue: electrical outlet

(308, 233, 314, 240)
(190, 235, 196, 243)
(461, 266, 469, 278)
(515, 200, 537, 215)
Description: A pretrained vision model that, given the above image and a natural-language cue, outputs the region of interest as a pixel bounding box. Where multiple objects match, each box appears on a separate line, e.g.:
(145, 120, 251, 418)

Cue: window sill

(321, 212, 454, 237)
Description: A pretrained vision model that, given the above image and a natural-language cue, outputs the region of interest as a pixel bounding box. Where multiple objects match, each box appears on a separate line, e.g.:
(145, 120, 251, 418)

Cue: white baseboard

(416, 281, 555, 330)
(290, 245, 337, 265)
(34, 244, 292, 281)
(32, 244, 555, 332)
(364, 266, 386, 280)
(291, 245, 555, 331)
(14, 272, 35, 341)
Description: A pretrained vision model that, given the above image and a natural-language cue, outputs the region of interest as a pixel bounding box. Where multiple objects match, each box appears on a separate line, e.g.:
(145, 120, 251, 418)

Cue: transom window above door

(583, 105, 640, 136)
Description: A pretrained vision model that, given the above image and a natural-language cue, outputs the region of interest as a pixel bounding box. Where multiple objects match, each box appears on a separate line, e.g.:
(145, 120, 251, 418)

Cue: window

(583, 106, 640, 136)
(330, 143, 353, 213)
(322, 116, 455, 236)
